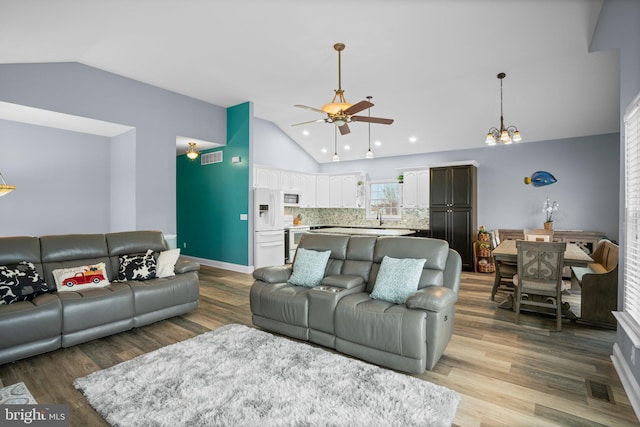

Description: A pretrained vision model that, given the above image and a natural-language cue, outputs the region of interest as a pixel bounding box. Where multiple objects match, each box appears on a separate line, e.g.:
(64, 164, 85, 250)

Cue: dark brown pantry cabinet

(429, 164, 477, 270)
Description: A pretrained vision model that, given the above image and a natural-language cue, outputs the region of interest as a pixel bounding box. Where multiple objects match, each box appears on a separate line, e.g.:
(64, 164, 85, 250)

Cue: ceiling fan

(293, 43, 394, 135)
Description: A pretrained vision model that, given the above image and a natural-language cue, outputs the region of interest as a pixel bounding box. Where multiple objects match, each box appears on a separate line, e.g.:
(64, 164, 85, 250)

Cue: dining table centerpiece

(543, 197, 559, 230)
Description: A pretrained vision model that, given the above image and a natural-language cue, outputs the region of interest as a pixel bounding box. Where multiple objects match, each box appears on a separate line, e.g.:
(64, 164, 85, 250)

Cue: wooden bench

(570, 239, 618, 329)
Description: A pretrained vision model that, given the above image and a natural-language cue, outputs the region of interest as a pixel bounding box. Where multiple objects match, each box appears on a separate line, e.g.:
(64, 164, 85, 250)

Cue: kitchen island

(309, 227, 416, 236)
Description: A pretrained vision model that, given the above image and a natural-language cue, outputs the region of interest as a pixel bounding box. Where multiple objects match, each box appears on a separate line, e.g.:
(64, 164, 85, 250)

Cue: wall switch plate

(240, 214, 248, 220)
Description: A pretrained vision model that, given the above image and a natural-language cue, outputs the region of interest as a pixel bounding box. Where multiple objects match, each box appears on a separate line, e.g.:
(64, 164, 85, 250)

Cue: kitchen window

(366, 181, 401, 220)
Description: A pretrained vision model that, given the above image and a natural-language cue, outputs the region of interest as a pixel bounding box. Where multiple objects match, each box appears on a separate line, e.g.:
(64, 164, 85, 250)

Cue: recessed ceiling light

(409, 136, 417, 143)
(302, 130, 310, 136)
(321, 148, 327, 153)
(344, 145, 350, 150)
(374, 140, 382, 147)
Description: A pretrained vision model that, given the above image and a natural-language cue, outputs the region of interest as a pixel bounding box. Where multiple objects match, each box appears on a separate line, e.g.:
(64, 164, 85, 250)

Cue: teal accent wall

(177, 102, 251, 265)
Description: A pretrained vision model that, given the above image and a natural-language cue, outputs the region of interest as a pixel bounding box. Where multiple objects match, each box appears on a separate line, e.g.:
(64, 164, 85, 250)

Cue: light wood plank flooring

(0, 267, 637, 426)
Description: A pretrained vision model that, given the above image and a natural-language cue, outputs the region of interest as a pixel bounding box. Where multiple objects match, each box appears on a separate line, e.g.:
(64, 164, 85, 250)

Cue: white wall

(252, 118, 319, 173)
(0, 62, 227, 235)
(0, 119, 111, 236)
(110, 129, 137, 231)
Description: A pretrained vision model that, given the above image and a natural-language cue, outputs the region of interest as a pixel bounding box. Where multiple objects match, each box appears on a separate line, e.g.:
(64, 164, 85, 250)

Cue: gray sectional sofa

(250, 233, 462, 374)
(0, 230, 200, 365)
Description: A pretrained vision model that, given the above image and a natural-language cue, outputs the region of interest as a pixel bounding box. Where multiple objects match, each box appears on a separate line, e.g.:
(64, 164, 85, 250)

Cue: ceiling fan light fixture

(321, 102, 352, 115)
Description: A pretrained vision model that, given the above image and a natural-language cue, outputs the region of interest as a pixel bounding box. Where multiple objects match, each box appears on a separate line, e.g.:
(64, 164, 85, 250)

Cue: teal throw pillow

(370, 256, 426, 304)
(288, 248, 331, 288)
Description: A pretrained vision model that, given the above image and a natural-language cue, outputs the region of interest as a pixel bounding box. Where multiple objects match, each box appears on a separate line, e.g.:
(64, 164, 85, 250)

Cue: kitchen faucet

(377, 211, 384, 226)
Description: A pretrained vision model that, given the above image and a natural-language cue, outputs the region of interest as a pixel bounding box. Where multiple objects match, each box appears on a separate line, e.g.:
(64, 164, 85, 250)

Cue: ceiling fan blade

(291, 119, 326, 127)
(294, 104, 326, 115)
(338, 123, 351, 135)
(351, 116, 394, 125)
(343, 100, 374, 116)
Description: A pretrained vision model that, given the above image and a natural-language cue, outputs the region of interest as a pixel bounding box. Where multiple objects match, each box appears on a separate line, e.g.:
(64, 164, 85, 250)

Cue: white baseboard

(612, 343, 640, 421)
(183, 255, 254, 274)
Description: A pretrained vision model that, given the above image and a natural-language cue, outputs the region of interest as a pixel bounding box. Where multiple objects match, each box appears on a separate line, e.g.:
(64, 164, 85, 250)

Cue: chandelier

(485, 72, 522, 145)
(0, 172, 16, 197)
(185, 142, 199, 160)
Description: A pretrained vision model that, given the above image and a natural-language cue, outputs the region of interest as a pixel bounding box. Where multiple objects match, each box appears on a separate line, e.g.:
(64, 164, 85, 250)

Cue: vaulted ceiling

(0, 0, 618, 162)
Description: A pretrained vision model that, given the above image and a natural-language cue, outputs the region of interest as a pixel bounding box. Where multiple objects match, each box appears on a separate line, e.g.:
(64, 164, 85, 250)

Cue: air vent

(201, 151, 222, 165)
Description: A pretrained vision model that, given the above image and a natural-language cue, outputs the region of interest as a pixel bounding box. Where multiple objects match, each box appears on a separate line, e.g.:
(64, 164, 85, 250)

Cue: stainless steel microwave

(283, 192, 300, 206)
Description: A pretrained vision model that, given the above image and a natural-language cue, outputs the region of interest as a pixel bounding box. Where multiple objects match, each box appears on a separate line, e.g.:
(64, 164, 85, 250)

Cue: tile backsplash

(285, 207, 429, 229)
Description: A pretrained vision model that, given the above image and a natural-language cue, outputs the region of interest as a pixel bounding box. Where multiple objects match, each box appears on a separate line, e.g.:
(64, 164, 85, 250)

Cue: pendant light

(0, 172, 16, 197)
(365, 95, 374, 159)
(485, 72, 522, 145)
(332, 127, 340, 162)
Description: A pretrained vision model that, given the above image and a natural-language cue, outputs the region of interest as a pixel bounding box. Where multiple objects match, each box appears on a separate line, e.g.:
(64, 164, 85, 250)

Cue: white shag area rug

(0, 382, 37, 404)
(74, 324, 460, 426)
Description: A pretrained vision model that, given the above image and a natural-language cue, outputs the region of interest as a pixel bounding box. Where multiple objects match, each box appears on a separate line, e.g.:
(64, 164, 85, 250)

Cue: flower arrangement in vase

(542, 197, 559, 229)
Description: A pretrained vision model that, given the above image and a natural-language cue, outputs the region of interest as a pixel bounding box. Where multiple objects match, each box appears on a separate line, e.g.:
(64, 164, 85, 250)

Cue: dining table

(490, 239, 594, 318)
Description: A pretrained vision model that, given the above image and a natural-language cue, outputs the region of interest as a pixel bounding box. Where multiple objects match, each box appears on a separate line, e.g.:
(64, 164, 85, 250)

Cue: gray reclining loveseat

(250, 233, 461, 374)
(0, 230, 200, 365)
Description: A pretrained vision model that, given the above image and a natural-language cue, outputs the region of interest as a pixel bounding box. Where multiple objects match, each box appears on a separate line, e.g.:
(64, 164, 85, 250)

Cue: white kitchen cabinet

(329, 176, 342, 207)
(254, 166, 280, 190)
(401, 168, 429, 208)
(280, 171, 301, 191)
(341, 175, 357, 208)
(327, 174, 364, 208)
(299, 174, 317, 207)
(316, 175, 331, 208)
(416, 169, 429, 207)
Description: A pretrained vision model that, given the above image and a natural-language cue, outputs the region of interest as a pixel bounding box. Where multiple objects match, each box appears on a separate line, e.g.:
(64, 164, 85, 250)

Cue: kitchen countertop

(309, 227, 416, 236)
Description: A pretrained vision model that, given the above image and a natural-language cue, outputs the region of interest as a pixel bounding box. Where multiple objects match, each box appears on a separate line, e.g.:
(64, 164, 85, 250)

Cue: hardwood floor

(0, 267, 637, 426)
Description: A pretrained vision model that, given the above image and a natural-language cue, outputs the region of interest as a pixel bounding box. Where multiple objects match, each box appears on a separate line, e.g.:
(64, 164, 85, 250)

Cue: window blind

(624, 94, 640, 325)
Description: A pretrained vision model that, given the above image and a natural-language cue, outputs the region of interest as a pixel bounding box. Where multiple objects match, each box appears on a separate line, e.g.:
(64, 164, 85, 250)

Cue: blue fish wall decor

(524, 171, 557, 187)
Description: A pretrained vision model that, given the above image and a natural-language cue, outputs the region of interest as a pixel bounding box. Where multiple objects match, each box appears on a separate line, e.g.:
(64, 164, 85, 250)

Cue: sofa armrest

(253, 265, 293, 283)
(174, 257, 200, 274)
(406, 286, 457, 312)
(443, 249, 462, 293)
(321, 275, 364, 289)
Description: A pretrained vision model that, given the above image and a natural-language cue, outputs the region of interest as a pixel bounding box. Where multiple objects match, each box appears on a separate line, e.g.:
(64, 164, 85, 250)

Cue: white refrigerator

(254, 188, 285, 268)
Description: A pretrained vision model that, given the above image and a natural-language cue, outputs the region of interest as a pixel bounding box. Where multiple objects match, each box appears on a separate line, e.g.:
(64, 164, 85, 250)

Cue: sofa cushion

(334, 293, 427, 359)
(40, 234, 112, 284)
(0, 293, 61, 350)
(368, 237, 448, 292)
(0, 261, 50, 305)
(118, 250, 157, 281)
(156, 249, 181, 278)
(298, 233, 350, 276)
(289, 248, 331, 288)
(52, 262, 110, 292)
(250, 281, 310, 328)
(342, 236, 377, 284)
(370, 256, 426, 304)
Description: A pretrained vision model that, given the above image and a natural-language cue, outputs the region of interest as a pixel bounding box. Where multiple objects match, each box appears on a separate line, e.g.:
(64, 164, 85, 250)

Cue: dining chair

(524, 228, 554, 242)
(490, 229, 517, 300)
(513, 240, 567, 331)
